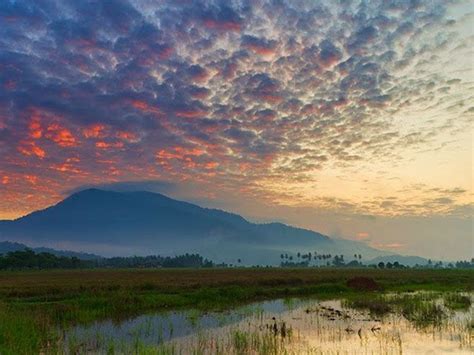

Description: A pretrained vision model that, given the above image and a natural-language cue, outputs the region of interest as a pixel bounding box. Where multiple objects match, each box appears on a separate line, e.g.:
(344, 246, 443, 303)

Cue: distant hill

(0, 241, 101, 260)
(0, 189, 392, 265)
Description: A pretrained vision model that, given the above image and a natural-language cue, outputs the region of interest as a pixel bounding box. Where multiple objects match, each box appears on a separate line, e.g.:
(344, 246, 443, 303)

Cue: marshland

(0, 268, 472, 354)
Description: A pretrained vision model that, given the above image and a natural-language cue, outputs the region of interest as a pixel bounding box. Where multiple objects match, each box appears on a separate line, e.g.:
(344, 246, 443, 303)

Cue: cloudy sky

(0, 0, 472, 260)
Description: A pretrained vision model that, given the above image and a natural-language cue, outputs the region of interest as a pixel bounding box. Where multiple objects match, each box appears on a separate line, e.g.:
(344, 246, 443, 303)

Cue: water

(64, 299, 301, 350)
(64, 293, 473, 354)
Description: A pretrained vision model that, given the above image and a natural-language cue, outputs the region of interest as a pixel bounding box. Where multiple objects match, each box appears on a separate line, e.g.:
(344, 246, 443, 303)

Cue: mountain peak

(70, 188, 172, 200)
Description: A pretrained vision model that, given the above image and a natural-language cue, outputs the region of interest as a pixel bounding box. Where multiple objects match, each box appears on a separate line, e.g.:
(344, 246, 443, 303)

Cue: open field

(2, 268, 473, 297)
(0, 268, 473, 354)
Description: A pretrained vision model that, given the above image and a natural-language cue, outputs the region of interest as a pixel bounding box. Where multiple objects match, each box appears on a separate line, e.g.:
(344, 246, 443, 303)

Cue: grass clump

(345, 296, 392, 316)
(232, 330, 251, 353)
(231, 329, 284, 354)
(401, 301, 446, 328)
(444, 293, 472, 310)
(344, 292, 452, 327)
(0, 302, 58, 355)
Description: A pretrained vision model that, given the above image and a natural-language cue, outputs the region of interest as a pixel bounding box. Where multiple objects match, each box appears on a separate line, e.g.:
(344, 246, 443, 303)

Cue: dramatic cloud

(0, 0, 472, 256)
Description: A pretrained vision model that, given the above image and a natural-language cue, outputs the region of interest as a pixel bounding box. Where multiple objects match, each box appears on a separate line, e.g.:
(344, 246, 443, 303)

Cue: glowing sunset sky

(0, 0, 473, 259)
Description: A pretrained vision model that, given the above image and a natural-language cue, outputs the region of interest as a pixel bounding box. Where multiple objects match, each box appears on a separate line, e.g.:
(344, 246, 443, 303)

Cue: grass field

(0, 268, 472, 354)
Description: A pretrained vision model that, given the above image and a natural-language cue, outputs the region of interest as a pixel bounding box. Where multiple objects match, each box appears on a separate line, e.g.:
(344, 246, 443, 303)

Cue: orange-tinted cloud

(96, 141, 124, 149)
(156, 146, 204, 160)
(46, 123, 77, 147)
(50, 158, 83, 174)
(156, 146, 214, 171)
(131, 100, 161, 115)
(355, 232, 370, 241)
(204, 162, 219, 169)
(25, 175, 38, 185)
(83, 124, 106, 138)
(18, 141, 46, 159)
(116, 131, 138, 142)
(174, 146, 204, 157)
(28, 111, 43, 139)
(131, 100, 148, 110)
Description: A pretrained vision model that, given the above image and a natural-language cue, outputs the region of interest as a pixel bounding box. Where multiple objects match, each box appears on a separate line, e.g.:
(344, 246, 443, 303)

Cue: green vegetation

(0, 249, 87, 270)
(401, 300, 446, 328)
(0, 268, 472, 354)
(444, 293, 472, 310)
(344, 296, 391, 316)
(231, 329, 286, 354)
(345, 291, 474, 329)
(0, 249, 215, 270)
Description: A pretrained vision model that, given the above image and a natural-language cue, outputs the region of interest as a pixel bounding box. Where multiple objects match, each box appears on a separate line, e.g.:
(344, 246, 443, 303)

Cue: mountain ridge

(0, 189, 391, 264)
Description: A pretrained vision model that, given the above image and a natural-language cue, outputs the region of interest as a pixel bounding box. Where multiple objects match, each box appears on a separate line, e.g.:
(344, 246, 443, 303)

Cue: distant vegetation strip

(0, 249, 473, 270)
(0, 249, 215, 270)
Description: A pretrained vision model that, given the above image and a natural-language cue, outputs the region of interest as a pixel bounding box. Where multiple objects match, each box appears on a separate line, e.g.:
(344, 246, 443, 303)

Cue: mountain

(0, 241, 101, 260)
(0, 189, 391, 265)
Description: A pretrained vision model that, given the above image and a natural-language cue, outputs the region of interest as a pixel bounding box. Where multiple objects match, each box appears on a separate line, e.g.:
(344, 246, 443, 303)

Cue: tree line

(0, 249, 215, 270)
(279, 251, 474, 269)
(1, 249, 472, 270)
(280, 252, 362, 267)
(0, 249, 85, 270)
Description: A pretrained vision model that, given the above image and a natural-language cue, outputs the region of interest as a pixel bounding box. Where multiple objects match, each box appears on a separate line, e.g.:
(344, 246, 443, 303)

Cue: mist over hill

(0, 189, 393, 265)
(0, 241, 101, 260)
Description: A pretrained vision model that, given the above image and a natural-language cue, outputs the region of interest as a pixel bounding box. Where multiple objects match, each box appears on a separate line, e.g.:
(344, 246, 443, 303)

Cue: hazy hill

(0, 189, 392, 265)
(0, 241, 101, 260)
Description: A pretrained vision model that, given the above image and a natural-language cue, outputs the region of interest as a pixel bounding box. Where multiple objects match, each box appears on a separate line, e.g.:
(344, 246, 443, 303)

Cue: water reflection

(65, 299, 304, 351)
(64, 293, 473, 354)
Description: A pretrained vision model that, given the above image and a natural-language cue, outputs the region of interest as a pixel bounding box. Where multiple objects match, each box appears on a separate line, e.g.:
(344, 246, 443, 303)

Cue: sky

(0, 0, 473, 260)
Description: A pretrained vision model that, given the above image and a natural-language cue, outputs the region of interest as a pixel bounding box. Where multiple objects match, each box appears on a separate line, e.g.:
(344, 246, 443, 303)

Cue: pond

(64, 292, 473, 354)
